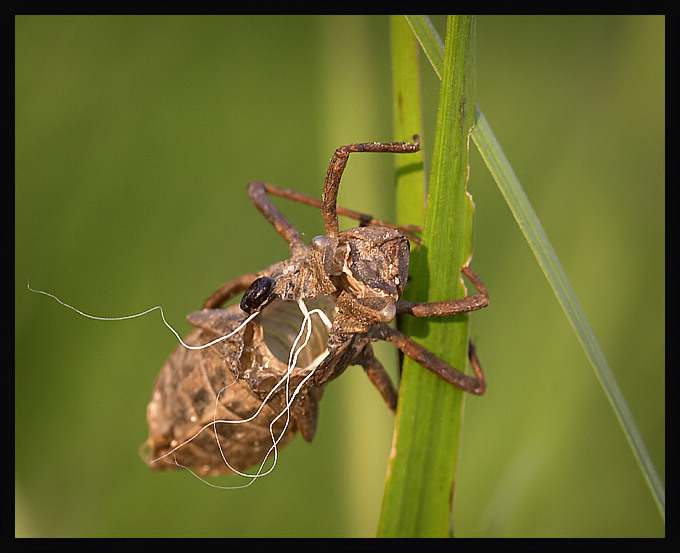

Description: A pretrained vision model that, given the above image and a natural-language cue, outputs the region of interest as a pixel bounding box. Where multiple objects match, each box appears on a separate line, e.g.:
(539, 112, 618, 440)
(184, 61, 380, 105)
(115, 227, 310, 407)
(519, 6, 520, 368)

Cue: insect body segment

(142, 135, 489, 478)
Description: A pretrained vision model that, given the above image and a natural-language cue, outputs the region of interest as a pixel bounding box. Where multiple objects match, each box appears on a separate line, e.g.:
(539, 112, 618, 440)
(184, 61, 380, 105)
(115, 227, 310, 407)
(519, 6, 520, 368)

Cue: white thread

(27, 282, 258, 350)
(28, 281, 332, 490)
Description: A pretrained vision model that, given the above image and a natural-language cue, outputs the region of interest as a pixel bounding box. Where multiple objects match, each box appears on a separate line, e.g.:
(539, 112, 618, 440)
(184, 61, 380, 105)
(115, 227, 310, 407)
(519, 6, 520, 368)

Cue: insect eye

(240, 277, 276, 314)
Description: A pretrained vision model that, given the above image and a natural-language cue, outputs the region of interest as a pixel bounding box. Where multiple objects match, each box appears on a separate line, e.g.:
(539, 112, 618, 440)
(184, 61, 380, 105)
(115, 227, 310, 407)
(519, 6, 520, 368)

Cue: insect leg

(247, 181, 307, 255)
(396, 266, 489, 317)
(370, 323, 486, 395)
(258, 182, 422, 244)
(322, 136, 421, 237)
(288, 386, 322, 442)
(356, 344, 399, 412)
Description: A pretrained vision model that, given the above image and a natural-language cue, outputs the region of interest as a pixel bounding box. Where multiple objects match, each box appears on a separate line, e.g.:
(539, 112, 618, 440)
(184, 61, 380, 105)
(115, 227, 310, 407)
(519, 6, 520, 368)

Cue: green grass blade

(379, 15, 476, 538)
(405, 15, 444, 78)
(470, 109, 665, 518)
(390, 15, 426, 228)
(407, 14, 665, 520)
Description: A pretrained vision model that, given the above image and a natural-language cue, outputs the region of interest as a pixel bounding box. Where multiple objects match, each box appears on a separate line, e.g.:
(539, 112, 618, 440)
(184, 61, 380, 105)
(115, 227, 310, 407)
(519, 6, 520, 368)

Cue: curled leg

(370, 323, 486, 395)
(396, 265, 489, 317)
(322, 136, 421, 237)
(258, 182, 422, 244)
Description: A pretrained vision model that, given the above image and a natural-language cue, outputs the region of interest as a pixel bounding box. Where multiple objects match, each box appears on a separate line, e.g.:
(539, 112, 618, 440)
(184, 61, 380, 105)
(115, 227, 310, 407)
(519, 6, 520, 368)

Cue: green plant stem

(379, 15, 476, 538)
(405, 14, 665, 520)
(391, 15, 426, 228)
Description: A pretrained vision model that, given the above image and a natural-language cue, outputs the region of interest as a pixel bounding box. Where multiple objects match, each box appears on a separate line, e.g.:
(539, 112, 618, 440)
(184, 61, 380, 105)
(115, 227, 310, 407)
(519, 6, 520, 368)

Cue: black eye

(240, 277, 276, 314)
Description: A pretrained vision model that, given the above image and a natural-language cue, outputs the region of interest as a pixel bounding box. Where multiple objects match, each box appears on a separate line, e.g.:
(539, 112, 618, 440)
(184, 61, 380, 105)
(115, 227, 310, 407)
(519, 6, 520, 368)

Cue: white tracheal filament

(26, 283, 260, 350)
(28, 282, 332, 490)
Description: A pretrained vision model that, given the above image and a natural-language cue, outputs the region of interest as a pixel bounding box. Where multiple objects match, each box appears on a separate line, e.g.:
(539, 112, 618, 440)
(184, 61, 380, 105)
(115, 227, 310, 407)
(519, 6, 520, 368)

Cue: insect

(141, 135, 489, 478)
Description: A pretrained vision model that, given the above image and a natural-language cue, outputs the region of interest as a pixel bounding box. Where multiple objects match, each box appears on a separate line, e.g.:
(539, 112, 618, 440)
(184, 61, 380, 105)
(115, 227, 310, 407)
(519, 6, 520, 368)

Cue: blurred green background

(15, 15, 664, 537)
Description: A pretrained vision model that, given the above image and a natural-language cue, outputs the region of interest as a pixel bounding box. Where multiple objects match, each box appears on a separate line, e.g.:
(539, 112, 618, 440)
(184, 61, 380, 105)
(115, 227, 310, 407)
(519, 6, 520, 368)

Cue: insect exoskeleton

(142, 261, 338, 477)
(142, 135, 488, 480)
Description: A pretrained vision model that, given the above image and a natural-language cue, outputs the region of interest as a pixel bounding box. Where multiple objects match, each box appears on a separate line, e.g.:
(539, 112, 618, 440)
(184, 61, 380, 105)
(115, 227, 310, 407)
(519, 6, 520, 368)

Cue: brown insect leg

(370, 324, 486, 395)
(322, 136, 421, 237)
(248, 181, 307, 256)
(396, 265, 489, 317)
(356, 345, 398, 412)
(288, 386, 323, 443)
(202, 272, 260, 309)
(259, 182, 422, 244)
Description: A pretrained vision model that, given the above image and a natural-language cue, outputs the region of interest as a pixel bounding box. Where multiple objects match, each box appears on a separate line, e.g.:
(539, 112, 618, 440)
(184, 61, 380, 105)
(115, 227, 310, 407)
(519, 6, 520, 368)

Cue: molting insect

(141, 135, 489, 478)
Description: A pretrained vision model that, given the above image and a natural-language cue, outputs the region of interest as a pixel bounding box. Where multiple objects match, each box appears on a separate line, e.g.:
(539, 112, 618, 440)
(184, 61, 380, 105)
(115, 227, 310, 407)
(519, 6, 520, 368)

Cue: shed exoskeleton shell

(142, 136, 489, 478)
(142, 255, 336, 477)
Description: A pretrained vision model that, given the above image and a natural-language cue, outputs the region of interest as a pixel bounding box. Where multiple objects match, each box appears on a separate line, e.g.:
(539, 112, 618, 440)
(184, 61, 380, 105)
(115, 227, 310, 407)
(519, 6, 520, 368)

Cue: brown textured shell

(139, 136, 489, 481)
(141, 296, 333, 477)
